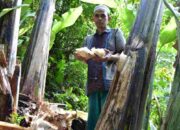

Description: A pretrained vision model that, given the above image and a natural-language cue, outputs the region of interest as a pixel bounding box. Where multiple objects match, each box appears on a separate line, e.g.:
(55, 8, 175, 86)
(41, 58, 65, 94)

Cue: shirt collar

(94, 28, 111, 35)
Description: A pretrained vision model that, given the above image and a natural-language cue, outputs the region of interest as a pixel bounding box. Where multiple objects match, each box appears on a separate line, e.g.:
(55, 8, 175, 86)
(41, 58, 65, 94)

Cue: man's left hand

(93, 51, 112, 62)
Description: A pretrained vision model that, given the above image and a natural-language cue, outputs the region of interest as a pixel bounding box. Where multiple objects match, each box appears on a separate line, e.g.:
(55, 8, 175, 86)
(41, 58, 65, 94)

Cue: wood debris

(0, 121, 30, 130)
(17, 96, 87, 130)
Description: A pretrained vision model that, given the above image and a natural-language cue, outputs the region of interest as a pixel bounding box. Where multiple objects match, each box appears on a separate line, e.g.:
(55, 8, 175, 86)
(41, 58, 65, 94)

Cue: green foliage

(53, 87, 88, 111)
(119, 4, 136, 37)
(150, 43, 176, 128)
(9, 113, 25, 125)
(50, 6, 83, 49)
(55, 59, 66, 84)
(125, 0, 140, 4)
(160, 17, 177, 44)
(80, 0, 118, 8)
(52, 6, 83, 32)
(16, 1, 178, 129)
(0, 4, 29, 18)
(46, 56, 88, 111)
(122, 7, 136, 31)
(148, 1, 177, 128)
(64, 61, 87, 87)
(17, 1, 37, 61)
(46, 2, 89, 113)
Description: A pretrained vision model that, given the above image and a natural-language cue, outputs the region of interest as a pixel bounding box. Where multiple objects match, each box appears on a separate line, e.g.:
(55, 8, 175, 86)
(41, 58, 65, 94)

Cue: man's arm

(74, 36, 90, 63)
(104, 29, 126, 62)
(115, 29, 126, 54)
(92, 29, 126, 62)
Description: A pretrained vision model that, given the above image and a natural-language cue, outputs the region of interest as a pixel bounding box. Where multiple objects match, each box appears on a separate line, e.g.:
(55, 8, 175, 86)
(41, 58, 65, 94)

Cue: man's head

(93, 5, 110, 30)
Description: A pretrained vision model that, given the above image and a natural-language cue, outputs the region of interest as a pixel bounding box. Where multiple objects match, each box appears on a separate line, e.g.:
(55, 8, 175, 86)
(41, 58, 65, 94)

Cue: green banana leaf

(55, 59, 66, 84)
(160, 17, 177, 44)
(50, 6, 83, 50)
(19, 24, 33, 36)
(0, 4, 29, 18)
(80, 0, 117, 8)
(121, 7, 136, 31)
(21, 0, 33, 17)
(20, 12, 36, 25)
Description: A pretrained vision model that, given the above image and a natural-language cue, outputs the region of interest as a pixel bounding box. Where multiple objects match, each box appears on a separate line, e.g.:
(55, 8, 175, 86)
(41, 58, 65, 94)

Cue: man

(75, 5, 125, 130)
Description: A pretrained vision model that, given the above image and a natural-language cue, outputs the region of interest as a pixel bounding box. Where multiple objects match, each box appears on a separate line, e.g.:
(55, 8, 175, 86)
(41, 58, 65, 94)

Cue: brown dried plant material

(29, 102, 78, 130)
(0, 121, 30, 130)
(0, 44, 7, 68)
(116, 52, 128, 72)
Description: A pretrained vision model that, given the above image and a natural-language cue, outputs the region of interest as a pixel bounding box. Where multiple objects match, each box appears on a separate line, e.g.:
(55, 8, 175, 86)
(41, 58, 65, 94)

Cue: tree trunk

(21, 0, 55, 101)
(138, 3, 164, 129)
(10, 64, 21, 112)
(0, 48, 13, 120)
(0, 65, 13, 121)
(7, 0, 22, 77)
(0, 0, 22, 77)
(95, 0, 164, 129)
(0, 0, 21, 120)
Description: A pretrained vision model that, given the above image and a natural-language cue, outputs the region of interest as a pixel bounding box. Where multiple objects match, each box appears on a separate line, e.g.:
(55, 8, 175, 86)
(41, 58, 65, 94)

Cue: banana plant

(0, 4, 28, 18)
(121, 7, 136, 31)
(80, 0, 117, 8)
(160, 17, 177, 44)
(50, 6, 83, 50)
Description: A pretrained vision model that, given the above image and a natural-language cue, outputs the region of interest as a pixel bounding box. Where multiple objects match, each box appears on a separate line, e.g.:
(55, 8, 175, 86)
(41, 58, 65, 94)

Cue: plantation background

(14, 0, 178, 129)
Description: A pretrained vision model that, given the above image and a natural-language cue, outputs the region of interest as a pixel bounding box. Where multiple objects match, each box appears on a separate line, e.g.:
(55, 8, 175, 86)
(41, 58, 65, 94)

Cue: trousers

(87, 91, 108, 130)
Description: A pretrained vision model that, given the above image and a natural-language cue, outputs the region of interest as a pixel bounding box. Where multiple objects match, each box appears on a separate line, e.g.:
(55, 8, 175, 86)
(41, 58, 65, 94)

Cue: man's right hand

(74, 52, 89, 63)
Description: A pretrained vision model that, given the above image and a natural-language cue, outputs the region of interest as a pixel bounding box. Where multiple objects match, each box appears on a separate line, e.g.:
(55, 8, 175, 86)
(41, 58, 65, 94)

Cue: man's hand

(74, 52, 89, 63)
(92, 49, 112, 62)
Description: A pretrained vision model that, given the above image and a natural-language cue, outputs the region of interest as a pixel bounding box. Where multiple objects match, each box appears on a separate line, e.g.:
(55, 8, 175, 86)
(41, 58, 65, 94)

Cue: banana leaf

(80, 0, 117, 8)
(160, 17, 177, 44)
(0, 4, 29, 18)
(50, 6, 83, 50)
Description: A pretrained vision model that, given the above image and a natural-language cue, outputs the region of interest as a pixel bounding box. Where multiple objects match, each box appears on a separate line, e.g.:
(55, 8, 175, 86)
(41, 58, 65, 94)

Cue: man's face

(93, 10, 109, 29)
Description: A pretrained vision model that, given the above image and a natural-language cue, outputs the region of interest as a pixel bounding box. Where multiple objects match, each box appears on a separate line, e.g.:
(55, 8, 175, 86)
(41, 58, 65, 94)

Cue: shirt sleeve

(82, 35, 93, 49)
(82, 36, 88, 47)
(115, 29, 126, 53)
